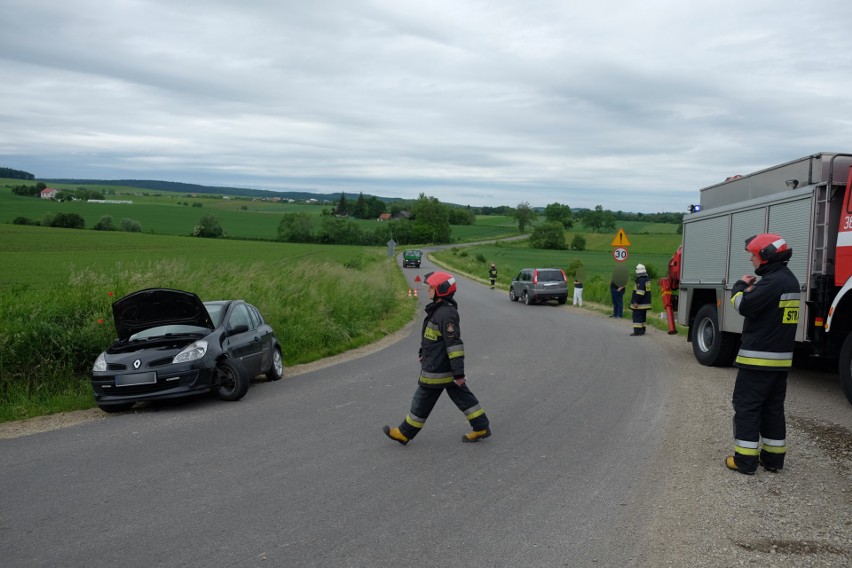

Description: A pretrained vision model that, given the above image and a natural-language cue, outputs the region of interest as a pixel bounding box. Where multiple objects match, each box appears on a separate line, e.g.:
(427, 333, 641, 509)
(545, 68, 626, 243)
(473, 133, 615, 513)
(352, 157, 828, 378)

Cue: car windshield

(129, 324, 210, 341)
(536, 269, 565, 282)
(405, 250, 421, 257)
(205, 303, 226, 327)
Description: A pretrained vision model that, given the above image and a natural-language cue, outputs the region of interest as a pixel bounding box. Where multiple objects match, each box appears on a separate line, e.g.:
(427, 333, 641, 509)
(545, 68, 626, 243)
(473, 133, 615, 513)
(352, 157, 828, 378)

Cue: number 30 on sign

(613, 247, 629, 262)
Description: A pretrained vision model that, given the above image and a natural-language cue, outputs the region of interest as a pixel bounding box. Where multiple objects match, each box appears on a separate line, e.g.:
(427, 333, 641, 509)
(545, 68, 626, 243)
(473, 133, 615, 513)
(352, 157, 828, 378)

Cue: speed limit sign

(613, 247, 629, 262)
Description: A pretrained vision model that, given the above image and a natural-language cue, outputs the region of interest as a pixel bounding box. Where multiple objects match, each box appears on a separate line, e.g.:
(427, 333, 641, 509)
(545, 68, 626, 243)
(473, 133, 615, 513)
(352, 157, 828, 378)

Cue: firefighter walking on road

(488, 263, 497, 289)
(629, 264, 652, 335)
(726, 233, 800, 475)
(383, 271, 491, 445)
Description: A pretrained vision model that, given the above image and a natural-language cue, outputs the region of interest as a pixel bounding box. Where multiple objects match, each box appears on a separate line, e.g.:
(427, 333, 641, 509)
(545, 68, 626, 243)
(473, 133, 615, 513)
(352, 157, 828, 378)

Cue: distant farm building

(377, 213, 392, 221)
(40, 188, 58, 199)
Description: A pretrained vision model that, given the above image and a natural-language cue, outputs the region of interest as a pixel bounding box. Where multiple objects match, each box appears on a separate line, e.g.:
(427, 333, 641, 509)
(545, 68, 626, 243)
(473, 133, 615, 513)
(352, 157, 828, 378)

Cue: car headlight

(93, 352, 107, 372)
(172, 340, 208, 364)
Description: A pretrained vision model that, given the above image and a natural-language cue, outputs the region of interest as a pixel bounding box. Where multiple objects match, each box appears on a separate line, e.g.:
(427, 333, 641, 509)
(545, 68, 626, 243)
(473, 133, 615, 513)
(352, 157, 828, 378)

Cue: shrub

(530, 222, 567, 250)
(193, 214, 224, 238)
(93, 215, 116, 231)
(120, 218, 142, 232)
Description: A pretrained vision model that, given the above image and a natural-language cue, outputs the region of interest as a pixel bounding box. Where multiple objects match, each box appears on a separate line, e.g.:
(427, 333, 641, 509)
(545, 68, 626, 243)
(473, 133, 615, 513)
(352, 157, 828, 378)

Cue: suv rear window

(536, 269, 565, 282)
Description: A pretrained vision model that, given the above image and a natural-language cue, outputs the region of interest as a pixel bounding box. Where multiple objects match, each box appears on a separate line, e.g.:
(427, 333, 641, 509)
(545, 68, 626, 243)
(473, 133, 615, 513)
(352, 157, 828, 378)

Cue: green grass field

(0, 182, 519, 243)
(0, 223, 379, 290)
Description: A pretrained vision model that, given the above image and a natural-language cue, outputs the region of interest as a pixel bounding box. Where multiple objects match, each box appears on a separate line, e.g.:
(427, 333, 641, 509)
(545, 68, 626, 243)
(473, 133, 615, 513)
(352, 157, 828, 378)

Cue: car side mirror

(228, 323, 249, 336)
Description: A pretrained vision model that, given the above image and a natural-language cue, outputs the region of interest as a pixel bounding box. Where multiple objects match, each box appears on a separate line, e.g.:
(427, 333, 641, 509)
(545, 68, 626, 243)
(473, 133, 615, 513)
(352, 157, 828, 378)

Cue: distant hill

(41, 178, 405, 203)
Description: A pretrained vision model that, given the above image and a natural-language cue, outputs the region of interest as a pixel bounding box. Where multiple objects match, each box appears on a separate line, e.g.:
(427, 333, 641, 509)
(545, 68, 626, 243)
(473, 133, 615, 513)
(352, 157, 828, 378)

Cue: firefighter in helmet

(383, 271, 491, 445)
(489, 263, 498, 289)
(726, 233, 800, 475)
(629, 264, 652, 335)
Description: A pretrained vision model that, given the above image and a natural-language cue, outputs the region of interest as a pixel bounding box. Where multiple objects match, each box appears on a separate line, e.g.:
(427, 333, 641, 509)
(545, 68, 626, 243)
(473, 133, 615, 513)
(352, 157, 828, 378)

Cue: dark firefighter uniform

(397, 296, 490, 440)
(728, 235, 800, 474)
(630, 264, 652, 335)
(489, 265, 497, 289)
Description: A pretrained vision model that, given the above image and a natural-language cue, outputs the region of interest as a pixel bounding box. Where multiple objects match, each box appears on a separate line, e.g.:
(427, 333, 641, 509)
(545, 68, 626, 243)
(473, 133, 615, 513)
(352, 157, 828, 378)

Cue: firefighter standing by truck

(629, 264, 652, 335)
(726, 233, 800, 475)
(489, 263, 497, 289)
(383, 271, 491, 445)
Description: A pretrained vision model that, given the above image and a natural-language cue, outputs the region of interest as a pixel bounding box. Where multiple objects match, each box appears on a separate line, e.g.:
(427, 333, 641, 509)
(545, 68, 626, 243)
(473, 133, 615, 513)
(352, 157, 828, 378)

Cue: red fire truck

(660, 153, 852, 405)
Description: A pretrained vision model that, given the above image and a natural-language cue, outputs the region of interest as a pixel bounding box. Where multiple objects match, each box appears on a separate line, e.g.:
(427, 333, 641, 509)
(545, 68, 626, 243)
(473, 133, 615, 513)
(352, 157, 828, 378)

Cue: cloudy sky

(3, 1, 852, 212)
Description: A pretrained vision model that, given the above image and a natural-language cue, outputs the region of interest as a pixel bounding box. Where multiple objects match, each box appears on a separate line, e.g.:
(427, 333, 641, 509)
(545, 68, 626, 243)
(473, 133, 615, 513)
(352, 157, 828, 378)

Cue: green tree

(94, 215, 116, 231)
(277, 213, 314, 243)
(513, 201, 535, 233)
(584, 205, 616, 233)
(571, 233, 587, 251)
(120, 218, 142, 232)
(317, 216, 365, 245)
(334, 192, 349, 216)
(411, 194, 451, 243)
(193, 214, 224, 238)
(366, 196, 386, 219)
(448, 207, 475, 225)
(530, 222, 567, 249)
(48, 212, 85, 229)
(352, 192, 368, 219)
(544, 202, 573, 229)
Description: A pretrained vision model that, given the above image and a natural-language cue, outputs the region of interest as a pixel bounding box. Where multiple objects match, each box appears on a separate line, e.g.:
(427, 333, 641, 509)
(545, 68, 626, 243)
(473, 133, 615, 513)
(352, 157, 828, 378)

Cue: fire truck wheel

(839, 333, 852, 406)
(691, 304, 738, 367)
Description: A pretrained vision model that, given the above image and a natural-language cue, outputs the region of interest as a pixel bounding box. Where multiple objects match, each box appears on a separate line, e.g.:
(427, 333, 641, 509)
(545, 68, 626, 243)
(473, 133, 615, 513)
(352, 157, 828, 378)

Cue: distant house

(40, 188, 57, 199)
(395, 210, 412, 220)
(377, 213, 392, 221)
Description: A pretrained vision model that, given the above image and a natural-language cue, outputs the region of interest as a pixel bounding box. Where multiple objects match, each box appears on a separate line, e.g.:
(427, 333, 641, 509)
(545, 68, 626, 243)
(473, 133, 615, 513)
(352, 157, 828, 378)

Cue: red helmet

(424, 271, 457, 297)
(745, 233, 791, 264)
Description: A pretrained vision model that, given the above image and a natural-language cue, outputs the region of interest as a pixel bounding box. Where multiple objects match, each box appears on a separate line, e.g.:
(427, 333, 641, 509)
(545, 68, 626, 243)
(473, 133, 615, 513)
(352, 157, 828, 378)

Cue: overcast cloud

(2, 0, 852, 212)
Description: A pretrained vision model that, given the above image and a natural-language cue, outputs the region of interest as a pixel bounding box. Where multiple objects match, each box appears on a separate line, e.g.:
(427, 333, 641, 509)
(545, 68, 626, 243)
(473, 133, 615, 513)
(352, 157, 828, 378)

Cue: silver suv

(509, 268, 568, 305)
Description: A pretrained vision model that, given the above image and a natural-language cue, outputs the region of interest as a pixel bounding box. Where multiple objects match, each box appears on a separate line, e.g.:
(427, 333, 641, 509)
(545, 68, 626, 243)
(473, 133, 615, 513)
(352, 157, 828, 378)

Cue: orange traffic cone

(413, 288, 418, 297)
(408, 288, 412, 297)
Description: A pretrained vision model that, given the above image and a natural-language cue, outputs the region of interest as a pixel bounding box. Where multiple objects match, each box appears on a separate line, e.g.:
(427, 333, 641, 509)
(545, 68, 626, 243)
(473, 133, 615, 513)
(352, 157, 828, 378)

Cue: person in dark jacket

(629, 264, 652, 335)
(383, 271, 491, 445)
(726, 233, 800, 475)
(610, 279, 625, 318)
(489, 263, 497, 289)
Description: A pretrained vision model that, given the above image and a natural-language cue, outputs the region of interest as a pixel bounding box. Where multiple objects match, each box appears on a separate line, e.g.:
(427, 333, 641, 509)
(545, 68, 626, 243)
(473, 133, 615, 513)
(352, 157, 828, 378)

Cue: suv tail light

(533, 270, 539, 284)
(561, 269, 567, 282)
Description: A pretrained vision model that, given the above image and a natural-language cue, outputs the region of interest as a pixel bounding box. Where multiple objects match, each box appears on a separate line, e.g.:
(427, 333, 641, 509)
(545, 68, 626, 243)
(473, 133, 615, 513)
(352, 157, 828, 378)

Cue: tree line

(0, 167, 35, 180)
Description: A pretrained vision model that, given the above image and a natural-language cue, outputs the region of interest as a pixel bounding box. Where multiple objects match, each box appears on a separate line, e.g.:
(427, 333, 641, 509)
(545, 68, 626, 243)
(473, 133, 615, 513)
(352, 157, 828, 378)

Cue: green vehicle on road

(402, 249, 423, 268)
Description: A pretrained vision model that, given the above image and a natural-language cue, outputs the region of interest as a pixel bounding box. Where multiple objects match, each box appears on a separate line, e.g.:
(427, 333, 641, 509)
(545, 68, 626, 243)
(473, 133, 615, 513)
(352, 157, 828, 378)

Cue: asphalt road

(0, 256, 675, 567)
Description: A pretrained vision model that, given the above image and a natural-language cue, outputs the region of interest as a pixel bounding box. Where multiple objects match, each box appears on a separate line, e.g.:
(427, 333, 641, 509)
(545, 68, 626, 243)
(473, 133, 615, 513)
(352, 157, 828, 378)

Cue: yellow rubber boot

(383, 425, 409, 446)
(725, 455, 755, 475)
(462, 428, 491, 443)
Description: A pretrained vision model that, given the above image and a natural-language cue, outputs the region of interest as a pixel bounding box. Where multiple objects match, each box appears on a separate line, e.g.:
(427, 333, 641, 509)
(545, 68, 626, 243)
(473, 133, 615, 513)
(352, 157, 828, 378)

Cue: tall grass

(0, 253, 414, 422)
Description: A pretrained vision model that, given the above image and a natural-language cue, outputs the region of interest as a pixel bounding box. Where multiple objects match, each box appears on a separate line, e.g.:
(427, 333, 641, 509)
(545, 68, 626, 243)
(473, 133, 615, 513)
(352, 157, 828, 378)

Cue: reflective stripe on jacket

(730, 262, 800, 371)
(631, 274, 652, 309)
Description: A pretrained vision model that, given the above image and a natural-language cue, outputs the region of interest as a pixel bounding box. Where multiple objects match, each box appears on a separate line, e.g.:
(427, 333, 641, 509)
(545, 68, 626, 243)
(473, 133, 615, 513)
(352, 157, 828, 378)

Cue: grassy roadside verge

(0, 248, 415, 423)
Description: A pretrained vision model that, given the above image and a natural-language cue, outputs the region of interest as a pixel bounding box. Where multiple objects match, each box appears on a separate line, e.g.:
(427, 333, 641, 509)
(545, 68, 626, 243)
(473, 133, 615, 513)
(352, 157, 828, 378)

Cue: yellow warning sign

(611, 228, 631, 247)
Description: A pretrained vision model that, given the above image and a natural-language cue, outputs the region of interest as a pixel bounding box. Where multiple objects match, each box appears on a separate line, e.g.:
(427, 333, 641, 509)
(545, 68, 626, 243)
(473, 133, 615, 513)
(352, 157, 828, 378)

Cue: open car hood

(112, 288, 214, 341)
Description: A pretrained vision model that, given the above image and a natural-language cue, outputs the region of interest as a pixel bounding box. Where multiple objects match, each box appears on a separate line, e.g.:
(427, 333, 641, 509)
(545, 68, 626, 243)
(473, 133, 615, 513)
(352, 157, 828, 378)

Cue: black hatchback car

(91, 288, 283, 413)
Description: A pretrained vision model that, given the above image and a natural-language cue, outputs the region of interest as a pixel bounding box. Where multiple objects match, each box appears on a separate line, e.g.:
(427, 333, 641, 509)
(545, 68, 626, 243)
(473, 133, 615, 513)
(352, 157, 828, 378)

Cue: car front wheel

(215, 358, 251, 401)
(266, 347, 284, 381)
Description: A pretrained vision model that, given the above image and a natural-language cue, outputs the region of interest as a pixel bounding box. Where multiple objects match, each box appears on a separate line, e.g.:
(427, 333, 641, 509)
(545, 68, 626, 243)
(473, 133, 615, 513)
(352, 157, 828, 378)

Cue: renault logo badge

(133, 359, 141, 369)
